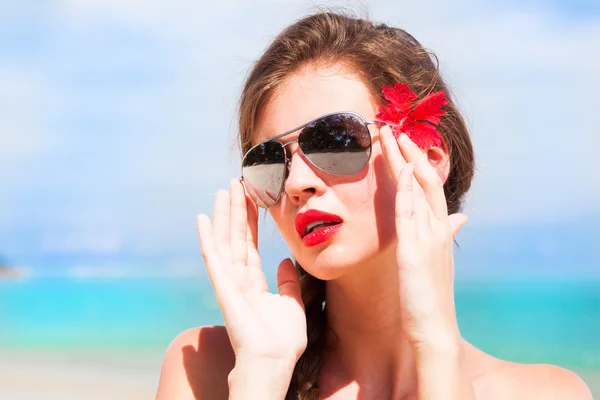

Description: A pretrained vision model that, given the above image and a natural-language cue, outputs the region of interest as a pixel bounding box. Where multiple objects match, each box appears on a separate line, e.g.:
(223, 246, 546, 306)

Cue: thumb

(276, 258, 304, 311)
(448, 213, 469, 240)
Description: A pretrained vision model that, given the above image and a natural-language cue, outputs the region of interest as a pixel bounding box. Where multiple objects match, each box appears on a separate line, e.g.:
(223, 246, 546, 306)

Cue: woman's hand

(196, 179, 307, 394)
(380, 126, 465, 347)
(380, 126, 475, 399)
(380, 125, 475, 397)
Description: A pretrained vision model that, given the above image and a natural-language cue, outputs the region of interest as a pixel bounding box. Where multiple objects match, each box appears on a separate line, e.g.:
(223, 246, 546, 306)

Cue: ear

(426, 146, 450, 184)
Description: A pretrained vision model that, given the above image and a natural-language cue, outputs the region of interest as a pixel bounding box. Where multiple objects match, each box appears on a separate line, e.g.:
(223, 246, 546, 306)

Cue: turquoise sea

(1, 277, 598, 366)
(1, 276, 599, 397)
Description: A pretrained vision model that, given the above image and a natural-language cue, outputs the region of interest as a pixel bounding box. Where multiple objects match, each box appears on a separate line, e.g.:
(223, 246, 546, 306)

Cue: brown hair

(237, 10, 475, 400)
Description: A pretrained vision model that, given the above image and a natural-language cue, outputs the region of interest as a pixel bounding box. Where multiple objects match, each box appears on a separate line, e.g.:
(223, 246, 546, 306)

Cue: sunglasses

(241, 112, 378, 208)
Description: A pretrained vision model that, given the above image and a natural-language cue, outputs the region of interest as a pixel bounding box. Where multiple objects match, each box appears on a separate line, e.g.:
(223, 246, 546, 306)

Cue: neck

(319, 244, 418, 399)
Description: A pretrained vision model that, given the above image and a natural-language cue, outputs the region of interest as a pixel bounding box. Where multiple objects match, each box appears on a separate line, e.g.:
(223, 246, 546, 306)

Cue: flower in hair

(376, 83, 448, 149)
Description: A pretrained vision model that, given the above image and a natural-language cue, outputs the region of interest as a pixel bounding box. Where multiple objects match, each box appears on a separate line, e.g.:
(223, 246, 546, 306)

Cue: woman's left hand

(379, 125, 468, 350)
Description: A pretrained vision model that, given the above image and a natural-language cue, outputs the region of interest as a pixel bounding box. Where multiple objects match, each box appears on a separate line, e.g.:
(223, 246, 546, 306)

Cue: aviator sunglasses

(241, 112, 379, 208)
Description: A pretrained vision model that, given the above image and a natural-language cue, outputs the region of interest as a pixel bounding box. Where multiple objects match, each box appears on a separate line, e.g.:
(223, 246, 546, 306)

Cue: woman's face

(253, 63, 398, 280)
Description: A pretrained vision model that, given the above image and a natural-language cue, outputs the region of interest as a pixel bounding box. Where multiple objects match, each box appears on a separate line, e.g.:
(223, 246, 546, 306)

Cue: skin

(156, 64, 592, 399)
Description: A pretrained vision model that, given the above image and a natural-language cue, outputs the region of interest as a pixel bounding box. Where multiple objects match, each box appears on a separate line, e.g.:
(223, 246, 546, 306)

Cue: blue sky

(0, 0, 598, 277)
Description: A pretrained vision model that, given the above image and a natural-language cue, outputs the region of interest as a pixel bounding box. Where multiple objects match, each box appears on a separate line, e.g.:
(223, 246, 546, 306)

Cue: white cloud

(1, 0, 599, 258)
(356, 3, 600, 222)
(57, 0, 261, 37)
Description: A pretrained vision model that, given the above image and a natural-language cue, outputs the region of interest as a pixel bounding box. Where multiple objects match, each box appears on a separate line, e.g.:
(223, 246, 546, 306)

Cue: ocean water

(1, 276, 599, 372)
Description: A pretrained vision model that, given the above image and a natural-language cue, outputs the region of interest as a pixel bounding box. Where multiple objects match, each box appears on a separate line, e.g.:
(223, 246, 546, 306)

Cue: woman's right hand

(196, 178, 307, 374)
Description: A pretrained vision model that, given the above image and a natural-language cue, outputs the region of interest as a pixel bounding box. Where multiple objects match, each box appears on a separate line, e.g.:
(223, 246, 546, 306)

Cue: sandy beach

(1, 349, 599, 399)
(0, 349, 163, 400)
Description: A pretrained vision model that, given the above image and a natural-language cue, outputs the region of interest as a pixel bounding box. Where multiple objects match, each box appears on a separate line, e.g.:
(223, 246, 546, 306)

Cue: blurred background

(1, 0, 599, 399)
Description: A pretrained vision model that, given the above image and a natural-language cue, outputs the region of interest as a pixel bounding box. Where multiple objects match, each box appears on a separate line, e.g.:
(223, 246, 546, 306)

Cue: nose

(283, 145, 327, 206)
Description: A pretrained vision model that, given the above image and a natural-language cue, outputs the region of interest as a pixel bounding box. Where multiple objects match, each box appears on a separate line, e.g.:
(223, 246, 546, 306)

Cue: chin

(293, 242, 373, 281)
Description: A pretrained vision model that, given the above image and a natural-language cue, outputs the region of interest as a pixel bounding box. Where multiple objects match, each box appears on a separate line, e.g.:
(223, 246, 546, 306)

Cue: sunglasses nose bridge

(281, 139, 299, 172)
(281, 138, 299, 149)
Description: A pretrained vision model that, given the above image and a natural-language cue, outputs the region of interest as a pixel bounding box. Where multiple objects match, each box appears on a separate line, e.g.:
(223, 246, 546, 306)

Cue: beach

(1, 349, 599, 399)
(0, 349, 162, 400)
(0, 276, 209, 400)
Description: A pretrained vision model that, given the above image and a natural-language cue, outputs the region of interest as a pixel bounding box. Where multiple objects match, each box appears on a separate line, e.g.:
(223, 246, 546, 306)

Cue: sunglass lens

(241, 141, 286, 208)
(298, 113, 371, 175)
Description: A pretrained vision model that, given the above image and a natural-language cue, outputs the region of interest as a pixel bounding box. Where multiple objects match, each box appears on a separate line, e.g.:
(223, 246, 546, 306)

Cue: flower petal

(382, 83, 418, 106)
(407, 122, 443, 149)
(411, 91, 448, 125)
(376, 104, 407, 125)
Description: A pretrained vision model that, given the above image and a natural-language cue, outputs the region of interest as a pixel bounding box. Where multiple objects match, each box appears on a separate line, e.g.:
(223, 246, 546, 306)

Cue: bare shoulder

(156, 325, 234, 400)
(491, 362, 592, 400)
(465, 342, 593, 400)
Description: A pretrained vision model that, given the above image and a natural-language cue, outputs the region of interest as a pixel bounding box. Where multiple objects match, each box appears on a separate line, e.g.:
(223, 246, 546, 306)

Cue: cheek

(268, 203, 298, 243)
(268, 151, 398, 258)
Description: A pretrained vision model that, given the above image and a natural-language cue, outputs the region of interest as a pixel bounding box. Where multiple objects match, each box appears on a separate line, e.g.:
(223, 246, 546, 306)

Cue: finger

(448, 213, 469, 240)
(276, 258, 304, 312)
(245, 191, 259, 249)
(245, 192, 262, 270)
(230, 179, 248, 268)
(396, 163, 417, 243)
(412, 175, 431, 231)
(379, 125, 407, 186)
(196, 214, 223, 286)
(398, 133, 448, 221)
(212, 189, 231, 246)
(198, 212, 265, 322)
(242, 181, 258, 206)
(197, 213, 240, 320)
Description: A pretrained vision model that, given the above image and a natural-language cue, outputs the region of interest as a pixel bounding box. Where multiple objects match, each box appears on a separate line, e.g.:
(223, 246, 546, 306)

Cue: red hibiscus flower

(376, 83, 448, 150)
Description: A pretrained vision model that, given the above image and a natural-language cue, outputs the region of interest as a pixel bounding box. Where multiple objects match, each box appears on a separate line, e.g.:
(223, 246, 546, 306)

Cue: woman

(156, 11, 592, 399)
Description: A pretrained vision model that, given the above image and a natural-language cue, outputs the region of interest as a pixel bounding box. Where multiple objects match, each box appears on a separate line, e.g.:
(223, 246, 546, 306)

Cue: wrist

(412, 329, 461, 357)
(412, 337, 476, 400)
(228, 358, 296, 400)
(408, 316, 461, 353)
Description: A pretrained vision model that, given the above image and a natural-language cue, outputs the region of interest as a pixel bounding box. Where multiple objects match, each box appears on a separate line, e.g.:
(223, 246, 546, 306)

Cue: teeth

(305, 221, 338, 235)
(306, 221, 324, 234)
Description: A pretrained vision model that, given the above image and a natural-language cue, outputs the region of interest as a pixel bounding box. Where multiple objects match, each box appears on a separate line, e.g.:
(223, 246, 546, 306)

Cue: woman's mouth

(301, 222, 343, 247)
(295, 209, 344, 247)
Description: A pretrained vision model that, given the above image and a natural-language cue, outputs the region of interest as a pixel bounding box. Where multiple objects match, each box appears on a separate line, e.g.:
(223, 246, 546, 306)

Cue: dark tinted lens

(298, 113, 371, 175)
(241, 141, 286, 208)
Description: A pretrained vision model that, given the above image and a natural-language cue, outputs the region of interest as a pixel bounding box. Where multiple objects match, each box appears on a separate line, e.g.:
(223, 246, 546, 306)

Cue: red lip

(295, 209, 343, 239)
